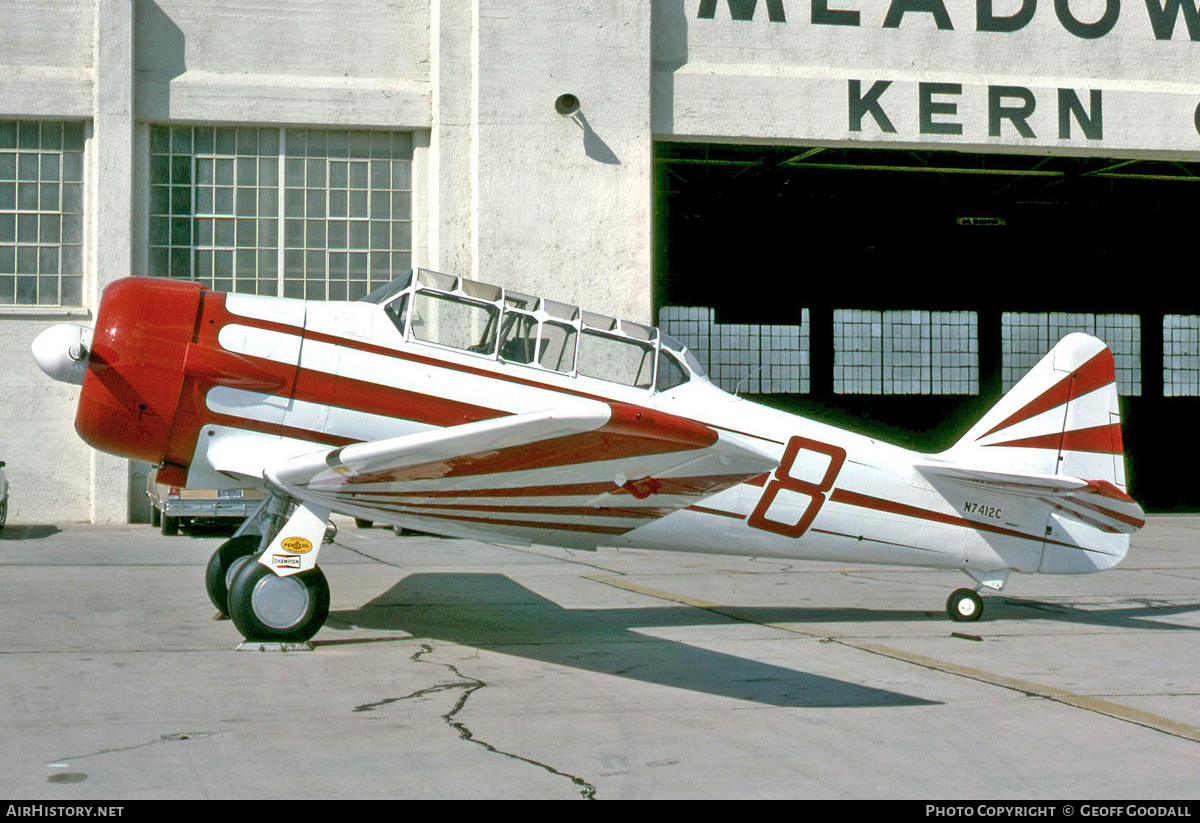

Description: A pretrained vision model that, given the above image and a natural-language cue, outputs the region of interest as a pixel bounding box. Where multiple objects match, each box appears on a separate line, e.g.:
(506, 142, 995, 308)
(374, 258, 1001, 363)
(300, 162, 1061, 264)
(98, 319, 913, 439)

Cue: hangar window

(0, 120, 85, 307)
(149, 125, 412, 300)
(834, 310, 978, 395)
(1163, 316, 1200, 397)
(659, 306, 805, 393)
(1002, 313, 1141, 395)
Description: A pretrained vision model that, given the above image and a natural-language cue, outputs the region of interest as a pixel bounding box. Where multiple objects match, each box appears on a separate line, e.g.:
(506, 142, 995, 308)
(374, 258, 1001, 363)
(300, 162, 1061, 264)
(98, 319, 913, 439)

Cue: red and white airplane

(32, 270, 1144, 643)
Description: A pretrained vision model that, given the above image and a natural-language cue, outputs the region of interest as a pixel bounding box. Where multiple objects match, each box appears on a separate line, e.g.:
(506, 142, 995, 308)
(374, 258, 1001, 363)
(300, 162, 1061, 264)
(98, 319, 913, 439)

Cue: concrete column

(473, 2, 655, 322)
(91, 0, 135, 523)
(427, 0, 478, 279)
(428, 2, 654, 322)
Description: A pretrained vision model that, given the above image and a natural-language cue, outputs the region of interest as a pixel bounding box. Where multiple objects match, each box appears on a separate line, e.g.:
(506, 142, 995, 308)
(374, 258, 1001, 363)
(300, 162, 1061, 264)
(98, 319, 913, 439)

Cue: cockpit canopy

(362, 269, 706, 392)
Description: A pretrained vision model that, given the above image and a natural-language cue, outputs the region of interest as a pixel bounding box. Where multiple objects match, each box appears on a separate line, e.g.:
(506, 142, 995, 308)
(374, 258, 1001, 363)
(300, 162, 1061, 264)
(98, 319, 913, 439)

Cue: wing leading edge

(267, 403, 778, 548)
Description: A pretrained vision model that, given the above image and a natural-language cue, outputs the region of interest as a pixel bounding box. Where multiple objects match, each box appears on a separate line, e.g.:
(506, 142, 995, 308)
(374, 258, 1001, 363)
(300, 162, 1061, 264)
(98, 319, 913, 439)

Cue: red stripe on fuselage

(358, 500, 675, 519)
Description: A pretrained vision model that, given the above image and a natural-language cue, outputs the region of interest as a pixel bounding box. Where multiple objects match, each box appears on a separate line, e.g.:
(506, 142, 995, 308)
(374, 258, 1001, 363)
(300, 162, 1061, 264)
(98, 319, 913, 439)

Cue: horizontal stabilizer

(916, 461, 1145, 535)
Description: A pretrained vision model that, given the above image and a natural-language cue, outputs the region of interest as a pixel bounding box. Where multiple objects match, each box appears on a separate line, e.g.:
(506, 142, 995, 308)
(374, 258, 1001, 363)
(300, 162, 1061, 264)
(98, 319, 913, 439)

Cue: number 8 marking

(747, 436, 846, 538)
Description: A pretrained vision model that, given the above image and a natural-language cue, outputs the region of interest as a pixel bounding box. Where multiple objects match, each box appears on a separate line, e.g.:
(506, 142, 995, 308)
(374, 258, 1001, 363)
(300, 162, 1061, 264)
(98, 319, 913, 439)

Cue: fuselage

(38, 273, 1125, 582)
(189, 286, 1077, 580)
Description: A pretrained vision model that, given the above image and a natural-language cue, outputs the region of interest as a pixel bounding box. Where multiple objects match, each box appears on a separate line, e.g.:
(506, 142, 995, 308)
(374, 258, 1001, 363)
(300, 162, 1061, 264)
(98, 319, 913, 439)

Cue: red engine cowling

(75, 277, 204, 469)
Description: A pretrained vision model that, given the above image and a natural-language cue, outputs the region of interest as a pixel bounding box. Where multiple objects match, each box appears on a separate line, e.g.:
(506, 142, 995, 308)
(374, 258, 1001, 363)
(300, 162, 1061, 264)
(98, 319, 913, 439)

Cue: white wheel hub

(251, 574, 311, 630)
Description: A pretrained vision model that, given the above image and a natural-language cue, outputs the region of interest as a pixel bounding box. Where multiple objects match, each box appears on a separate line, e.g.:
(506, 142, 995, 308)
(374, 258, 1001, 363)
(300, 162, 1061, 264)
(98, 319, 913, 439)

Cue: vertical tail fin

(922, 334, 1141, 573)
(944, 333, 1128, 491)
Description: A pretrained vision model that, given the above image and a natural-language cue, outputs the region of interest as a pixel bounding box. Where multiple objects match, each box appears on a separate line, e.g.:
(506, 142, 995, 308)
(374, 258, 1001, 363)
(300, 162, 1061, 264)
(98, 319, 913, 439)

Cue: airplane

(31, 270, 1145, 644)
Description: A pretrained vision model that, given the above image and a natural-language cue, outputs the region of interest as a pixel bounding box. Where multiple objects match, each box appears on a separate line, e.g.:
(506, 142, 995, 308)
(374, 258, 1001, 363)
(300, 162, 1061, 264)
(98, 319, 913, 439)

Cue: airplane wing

(915, 461, 1146, 534)
(265, 403, 777, 549)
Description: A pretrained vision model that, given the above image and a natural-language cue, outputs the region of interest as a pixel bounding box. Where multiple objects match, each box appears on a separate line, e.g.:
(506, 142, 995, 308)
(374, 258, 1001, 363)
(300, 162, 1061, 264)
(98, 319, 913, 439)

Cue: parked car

(146, 468, 264, 535)
(0, 460, 8, 531)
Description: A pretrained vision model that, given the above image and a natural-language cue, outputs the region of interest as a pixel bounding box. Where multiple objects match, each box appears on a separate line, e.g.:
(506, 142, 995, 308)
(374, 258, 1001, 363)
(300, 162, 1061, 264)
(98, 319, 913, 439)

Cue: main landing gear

(205, 494, 332, 644)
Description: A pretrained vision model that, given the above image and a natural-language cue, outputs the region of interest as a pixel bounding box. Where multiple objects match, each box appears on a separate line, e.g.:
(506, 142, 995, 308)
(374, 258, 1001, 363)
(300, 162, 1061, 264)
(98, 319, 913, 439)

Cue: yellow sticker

(280, 536, 313, 554)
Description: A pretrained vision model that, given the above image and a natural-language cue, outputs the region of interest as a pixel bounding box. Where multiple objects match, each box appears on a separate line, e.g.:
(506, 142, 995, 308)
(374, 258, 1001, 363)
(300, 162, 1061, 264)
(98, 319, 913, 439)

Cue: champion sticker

(272, 554, 301, 569)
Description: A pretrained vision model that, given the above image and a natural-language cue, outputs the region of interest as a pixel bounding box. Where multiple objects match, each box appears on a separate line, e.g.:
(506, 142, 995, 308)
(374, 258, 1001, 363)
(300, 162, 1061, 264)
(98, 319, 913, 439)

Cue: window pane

(147, 125, 412, 297)
(499, 312, 539, 363)
(539, 322, 577, 373)
(411, 291, 499, 354)
(0, 119, 86, 306)
(835, 309, 977, 395)
(578, 331, 654, 389)
(1002, 312, 1140, 396)
(1164, 316, 1200, 397)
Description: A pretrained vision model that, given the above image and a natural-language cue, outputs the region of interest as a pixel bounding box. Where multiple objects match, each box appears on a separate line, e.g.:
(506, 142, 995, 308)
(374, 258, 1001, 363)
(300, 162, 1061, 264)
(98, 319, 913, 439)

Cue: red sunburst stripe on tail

(985, 423, 1123, 455)
(980, 348, 1115, 439)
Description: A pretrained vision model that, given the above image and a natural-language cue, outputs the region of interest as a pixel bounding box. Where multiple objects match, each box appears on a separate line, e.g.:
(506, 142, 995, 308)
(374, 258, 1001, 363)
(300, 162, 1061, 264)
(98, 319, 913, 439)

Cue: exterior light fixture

(555, 94, 580, 116)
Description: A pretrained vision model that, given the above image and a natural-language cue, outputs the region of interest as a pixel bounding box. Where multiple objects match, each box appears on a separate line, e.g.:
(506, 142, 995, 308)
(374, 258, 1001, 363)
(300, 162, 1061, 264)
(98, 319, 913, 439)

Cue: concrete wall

(0, 0, 657, 524)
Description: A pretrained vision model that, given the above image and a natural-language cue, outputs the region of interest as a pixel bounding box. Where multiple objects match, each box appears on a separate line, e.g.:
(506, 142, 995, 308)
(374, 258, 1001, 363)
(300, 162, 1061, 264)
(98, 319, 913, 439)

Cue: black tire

(160, 513, 179, 536)
(204, 534, 262, 614)
(150, 506, 160, 527)
(947, 588, 984, 622)
(227, 562, 330, 643)
(354, 518, 373, 529)
(0, 498, 6, 531)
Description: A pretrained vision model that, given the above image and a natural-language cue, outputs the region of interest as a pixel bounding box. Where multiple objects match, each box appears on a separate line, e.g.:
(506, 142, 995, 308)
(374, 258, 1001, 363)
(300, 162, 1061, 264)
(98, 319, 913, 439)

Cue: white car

(0, 460, 8, 531)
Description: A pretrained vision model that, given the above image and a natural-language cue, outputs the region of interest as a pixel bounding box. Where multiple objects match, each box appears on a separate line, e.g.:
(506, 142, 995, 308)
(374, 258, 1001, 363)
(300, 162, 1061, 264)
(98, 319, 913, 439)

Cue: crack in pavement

(354, 643, 597, 800)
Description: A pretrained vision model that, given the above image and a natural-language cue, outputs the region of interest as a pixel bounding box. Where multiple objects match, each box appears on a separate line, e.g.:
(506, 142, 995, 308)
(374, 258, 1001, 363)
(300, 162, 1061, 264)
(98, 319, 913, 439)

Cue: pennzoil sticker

(272, 554, 301, 569)
(280, 536, 313, 554)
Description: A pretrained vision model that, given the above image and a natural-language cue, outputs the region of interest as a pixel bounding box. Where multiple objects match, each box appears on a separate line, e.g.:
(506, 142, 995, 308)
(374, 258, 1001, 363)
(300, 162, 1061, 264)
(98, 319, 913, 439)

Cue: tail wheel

(227, 562, 330, 643)
(947, 588, 984, 622)
(204, 534, 262, 614)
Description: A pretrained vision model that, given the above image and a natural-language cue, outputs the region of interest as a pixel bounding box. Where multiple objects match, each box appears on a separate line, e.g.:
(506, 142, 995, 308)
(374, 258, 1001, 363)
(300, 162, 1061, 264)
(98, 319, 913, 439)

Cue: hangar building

(2, 0, 1197, 524)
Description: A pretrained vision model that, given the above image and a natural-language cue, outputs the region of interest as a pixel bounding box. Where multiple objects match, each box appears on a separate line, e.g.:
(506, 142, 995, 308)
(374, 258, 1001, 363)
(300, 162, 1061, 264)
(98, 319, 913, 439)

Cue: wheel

(947, 588, 984, 622)
(160, 513, 179, 536)
(204, 534, 261, 614)
(227, 562, 330, 643)
(150, 506, 160, 527)
(354, 518, 373, 529)
(0, 498, 6, 531)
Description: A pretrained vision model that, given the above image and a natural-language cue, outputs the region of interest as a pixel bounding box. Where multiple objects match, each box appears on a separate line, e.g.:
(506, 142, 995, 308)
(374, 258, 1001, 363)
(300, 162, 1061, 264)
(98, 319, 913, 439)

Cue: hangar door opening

(654, 143, 1200, 510)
